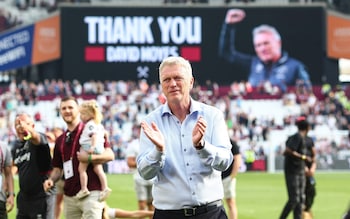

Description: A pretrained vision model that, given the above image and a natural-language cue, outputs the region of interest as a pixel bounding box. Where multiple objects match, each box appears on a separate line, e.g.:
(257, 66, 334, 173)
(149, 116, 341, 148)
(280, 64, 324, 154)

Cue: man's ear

(190, 77, 195, 89)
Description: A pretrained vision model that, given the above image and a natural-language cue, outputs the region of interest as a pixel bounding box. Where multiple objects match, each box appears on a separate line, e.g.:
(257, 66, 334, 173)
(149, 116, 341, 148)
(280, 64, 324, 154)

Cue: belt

(156, 200, 223, 217)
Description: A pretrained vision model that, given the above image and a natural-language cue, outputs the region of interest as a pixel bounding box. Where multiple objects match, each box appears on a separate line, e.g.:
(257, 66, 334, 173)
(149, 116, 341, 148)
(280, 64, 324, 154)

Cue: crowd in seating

(0, 78, 349, 172)
(0, 7, 22, 32)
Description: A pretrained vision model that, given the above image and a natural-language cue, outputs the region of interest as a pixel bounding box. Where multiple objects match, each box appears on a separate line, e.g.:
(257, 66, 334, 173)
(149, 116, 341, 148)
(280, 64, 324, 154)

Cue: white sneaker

(76, 190, 90, 199)
(99, 188, 112, 202)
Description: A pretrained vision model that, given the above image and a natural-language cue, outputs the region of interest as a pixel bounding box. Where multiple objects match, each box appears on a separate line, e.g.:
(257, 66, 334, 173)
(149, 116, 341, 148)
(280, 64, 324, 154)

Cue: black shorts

(0, 200, 8, 219)
(16, 192, 47, 219)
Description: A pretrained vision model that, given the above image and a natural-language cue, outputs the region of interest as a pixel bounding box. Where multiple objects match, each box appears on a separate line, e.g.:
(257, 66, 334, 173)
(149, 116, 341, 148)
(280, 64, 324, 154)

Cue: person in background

(137, 56, 233, 219)
(43, 96, 114, 219)
(126, 124, 154, 219)
(102, 204, 154, 219)
(343, 205, 350, 219)
(303, 135, 316, 219)
(0, 140, 15, 219)
(46, 128, 64, 219)
(218, 8, 312, 93)
(54, 175, 65, 219)
(76, 99, 112, 202)
(279, 116, 312, 219)
(243, 146, 255, 171)
(12, 113, 55, 219)
(221, 140, 241, 219)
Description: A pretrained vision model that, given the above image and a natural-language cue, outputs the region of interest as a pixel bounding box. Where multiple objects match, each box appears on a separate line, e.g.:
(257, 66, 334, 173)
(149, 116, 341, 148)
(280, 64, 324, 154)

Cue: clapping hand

(141, 121, 165, 152)
(192, 116, 207, 146)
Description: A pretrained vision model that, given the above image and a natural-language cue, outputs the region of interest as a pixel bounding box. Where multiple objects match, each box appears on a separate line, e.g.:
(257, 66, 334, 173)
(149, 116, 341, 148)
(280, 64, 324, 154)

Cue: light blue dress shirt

(137, 99, 233, 210)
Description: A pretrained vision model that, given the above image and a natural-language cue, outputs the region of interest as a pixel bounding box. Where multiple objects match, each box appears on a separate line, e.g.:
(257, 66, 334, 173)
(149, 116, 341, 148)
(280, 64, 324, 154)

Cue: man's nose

(169, 78, 177, 86)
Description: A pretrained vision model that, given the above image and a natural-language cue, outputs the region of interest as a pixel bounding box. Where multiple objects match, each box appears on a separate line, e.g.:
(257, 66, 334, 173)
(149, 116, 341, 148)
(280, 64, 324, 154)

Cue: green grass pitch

(8, 171, 350, 219)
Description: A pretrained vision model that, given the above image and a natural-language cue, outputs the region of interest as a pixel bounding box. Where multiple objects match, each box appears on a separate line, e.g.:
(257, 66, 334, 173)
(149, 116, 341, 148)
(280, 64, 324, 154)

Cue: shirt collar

(161, 98, 201, 116)
(278, 51, 289, 64)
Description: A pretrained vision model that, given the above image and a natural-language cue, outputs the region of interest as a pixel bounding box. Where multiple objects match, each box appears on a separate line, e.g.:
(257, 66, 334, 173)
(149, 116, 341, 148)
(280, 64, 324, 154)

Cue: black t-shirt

(12, 133, 52, 198)
(305, 136, 315, 168)
(222, 140, 240, 179)
(284, 133, 307, 174)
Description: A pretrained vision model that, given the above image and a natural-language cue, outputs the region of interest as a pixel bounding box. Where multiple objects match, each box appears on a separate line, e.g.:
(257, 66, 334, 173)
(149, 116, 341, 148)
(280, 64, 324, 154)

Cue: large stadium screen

(60, 6, 328, 85)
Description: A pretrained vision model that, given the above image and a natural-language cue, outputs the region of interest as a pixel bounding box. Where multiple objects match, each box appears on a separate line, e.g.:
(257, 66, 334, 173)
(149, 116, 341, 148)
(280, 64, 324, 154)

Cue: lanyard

(60, 122, 84, 161)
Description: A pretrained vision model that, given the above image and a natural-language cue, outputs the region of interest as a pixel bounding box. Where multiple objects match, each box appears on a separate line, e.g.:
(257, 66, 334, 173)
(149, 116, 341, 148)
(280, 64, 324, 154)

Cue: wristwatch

(8, 192, 15, 197)
(195, 139, 205, 150)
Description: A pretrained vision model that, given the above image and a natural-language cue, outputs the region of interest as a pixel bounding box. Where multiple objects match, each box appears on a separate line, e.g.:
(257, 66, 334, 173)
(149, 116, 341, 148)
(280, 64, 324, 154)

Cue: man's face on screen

(254, 31, 281, 64)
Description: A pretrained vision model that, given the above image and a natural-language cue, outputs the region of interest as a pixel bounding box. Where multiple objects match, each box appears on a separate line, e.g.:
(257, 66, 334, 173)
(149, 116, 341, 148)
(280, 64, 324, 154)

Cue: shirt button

(186, 163, 189, 166)
(192, 192, 195, 195)
(189, 177, 192, 180)
(184, 149, 187, 152)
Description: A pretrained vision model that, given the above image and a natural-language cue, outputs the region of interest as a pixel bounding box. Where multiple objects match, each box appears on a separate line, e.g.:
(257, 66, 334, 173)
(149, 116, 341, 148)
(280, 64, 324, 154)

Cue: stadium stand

(0, 78, 349, 173)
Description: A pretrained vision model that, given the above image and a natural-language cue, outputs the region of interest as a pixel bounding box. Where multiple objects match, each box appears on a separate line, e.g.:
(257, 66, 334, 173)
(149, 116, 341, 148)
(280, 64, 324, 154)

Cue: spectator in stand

(137, 56, 233, 219)
(218, 8, 312, 93)
(72, 80, 83, 96)
(0, 9, 7, 32)
(221, 140, 241, 219)
(0, 9, 21, 33)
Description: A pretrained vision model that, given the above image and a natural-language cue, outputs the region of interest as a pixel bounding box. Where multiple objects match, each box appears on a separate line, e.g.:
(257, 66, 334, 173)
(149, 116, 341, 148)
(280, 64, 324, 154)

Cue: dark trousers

(280, 172, 305, 219)
(0, 200, 8, 219)
(16, 192, 47, 219)
(153, 205, 227, 219)
(304, 176, 316, 211)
